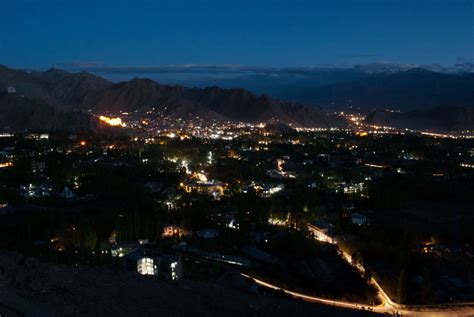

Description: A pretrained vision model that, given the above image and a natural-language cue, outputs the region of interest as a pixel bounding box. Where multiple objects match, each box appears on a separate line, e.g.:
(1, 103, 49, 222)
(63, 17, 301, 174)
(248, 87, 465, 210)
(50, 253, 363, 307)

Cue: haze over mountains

(364, 107, 474, 132)
(83, 63, 474, 111)
(1, 63, 474, 132)
(306, 68, 474, 111)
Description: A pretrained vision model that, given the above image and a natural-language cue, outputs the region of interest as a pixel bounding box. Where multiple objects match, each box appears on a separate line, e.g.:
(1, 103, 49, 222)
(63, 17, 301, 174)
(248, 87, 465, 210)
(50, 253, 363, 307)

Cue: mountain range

(0, 65, 341, 131)
(81, 63, 474, 111)
(1, 64, 474, 132)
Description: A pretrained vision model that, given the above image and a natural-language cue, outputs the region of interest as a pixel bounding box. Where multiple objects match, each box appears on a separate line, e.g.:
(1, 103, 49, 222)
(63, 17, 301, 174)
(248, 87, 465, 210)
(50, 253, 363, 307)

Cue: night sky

(0, 0, 472, 68)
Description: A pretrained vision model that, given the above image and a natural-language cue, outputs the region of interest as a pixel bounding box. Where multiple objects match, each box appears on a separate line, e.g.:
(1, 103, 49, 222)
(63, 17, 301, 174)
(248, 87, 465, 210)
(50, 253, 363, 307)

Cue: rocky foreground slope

(0, 251, 374, 316)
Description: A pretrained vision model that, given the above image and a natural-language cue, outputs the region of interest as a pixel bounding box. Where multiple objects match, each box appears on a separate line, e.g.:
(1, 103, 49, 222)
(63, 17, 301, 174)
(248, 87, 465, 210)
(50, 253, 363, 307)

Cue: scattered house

(60, 185, 76, 200)
(26, 133, 49, 140)
(268, 211, 291, 227)
(20, 183, 52, 198)
(6, 86, 16, 94)
(111, 242, 140, 257)
(307, 181, 318, 189)
(138, 239, 150, 245)
(342, 202, 355, 212)
(266, 169, 296, 179)
(341, 182, 365, 195)
(162, 225, 192, 238)
(0, 203, 11, 216)
(209, 207, 241, 229)
(351, 213, 368, 226)
(421, 243, 448, 254)
(196, 228, 219, 239)
(162, 225, 180, 238)
(226, 218, 240, 230)
(180, 178, 224, 199)
(261, 183, 284, 197)
(31, 161, 46, 173)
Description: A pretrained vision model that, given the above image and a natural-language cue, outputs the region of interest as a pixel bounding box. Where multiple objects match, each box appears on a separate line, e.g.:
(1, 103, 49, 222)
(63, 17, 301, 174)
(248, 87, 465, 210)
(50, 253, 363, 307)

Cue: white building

(137, 257, 160, 276)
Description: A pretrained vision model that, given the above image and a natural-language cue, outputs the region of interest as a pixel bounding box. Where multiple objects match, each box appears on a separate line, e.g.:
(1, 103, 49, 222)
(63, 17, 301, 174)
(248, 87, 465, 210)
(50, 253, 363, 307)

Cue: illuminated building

(342, 182, 365, 195)
(162, 256, 183, 280)
(308, 220, 336, 244)
(180, 176, 225, 199)
(268, 212, 291, 227)
(125, 250, 160, 276)
(162, 225, 180, 238)
(137, 257, 160, 275)
(162, 225, 192, 238)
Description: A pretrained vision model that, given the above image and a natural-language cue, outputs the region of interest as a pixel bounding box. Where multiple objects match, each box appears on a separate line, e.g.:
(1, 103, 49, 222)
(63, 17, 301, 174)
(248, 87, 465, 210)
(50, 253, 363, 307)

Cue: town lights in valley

(99, 116, 126, 127)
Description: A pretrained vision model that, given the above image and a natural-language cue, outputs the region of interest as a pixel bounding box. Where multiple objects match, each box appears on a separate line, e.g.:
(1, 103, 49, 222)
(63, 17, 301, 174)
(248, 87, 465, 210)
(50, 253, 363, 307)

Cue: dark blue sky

(0, 0, 472, 69)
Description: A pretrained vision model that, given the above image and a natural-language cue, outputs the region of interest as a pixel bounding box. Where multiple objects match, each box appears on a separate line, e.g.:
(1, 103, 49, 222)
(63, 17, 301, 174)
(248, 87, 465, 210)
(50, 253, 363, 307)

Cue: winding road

(242, 273, 474, 316)
(240, 228, 474, 316)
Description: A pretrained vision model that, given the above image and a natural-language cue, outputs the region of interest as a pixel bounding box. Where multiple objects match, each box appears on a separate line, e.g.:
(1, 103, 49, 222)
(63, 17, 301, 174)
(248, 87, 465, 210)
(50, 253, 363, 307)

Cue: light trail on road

(241, 273, 384, 313)
(240, 226, 474, 316)
(241, 273, 474, 316)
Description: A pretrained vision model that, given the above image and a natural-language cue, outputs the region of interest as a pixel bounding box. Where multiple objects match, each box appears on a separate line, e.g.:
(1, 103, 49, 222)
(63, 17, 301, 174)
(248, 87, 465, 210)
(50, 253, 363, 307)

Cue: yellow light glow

(99, 116, 126, 127)
(0, 162, 13, 168)
(192, 172, 208, 182)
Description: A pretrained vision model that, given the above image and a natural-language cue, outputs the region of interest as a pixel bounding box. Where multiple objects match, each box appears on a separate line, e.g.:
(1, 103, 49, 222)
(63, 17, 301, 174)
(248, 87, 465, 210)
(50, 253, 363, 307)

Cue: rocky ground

(0, 250, 379, 316)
